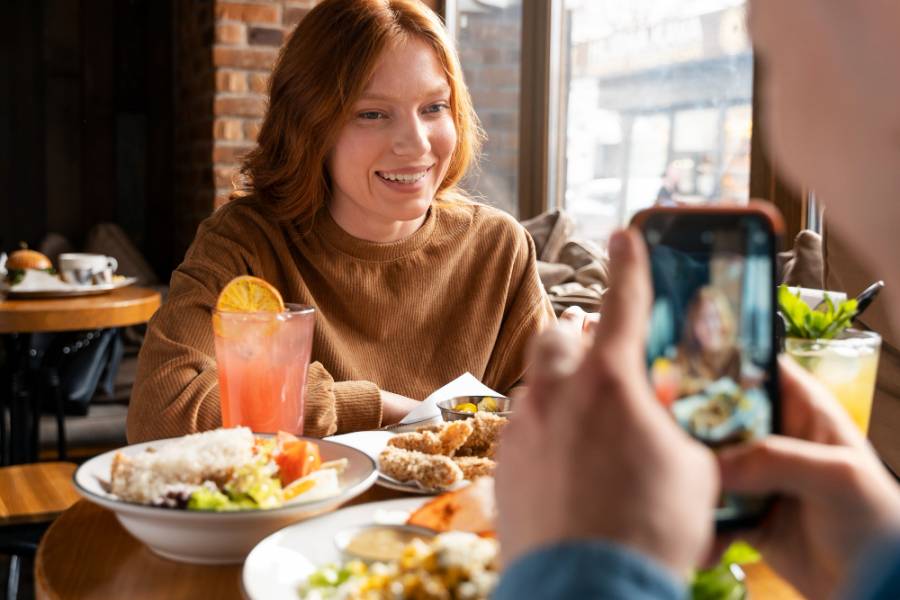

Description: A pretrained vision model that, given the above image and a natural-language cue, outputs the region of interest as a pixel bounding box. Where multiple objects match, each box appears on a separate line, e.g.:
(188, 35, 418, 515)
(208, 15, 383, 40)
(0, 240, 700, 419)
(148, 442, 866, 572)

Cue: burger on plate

(4, 249, 54, 285)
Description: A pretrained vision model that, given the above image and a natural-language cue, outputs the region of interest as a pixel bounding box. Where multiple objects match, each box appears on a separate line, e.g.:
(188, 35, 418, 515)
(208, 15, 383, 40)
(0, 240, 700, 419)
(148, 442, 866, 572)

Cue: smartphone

(631, 203, 783, 529)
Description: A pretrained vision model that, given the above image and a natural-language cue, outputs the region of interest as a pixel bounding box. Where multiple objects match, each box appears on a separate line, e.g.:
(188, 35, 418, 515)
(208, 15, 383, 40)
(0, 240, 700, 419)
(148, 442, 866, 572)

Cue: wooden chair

(0, 462, 81, 600)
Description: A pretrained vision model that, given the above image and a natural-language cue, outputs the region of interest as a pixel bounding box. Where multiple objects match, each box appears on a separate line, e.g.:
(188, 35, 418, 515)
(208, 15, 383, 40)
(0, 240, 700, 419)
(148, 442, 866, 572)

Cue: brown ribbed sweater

(127, 200, 555, 442)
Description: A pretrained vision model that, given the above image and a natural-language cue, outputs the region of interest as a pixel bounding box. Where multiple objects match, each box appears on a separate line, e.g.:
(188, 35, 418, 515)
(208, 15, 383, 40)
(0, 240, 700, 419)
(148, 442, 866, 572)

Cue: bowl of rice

(73, 427, 377, 564)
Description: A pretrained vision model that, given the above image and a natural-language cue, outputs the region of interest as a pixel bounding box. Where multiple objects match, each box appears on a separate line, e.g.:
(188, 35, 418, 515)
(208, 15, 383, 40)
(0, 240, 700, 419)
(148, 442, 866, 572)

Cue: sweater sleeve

(494, 541, 687, 600)
(127, 214, 383, 442)
(482, 225, 556, 394)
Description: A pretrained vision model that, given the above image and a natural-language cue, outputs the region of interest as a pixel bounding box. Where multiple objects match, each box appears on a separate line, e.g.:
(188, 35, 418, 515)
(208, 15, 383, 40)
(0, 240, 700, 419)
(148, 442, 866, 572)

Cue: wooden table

(0, 286, 161, 334)
(35, 485, 803, 600)
(0, 286, 161, 464)
(0, 462, 81, 526)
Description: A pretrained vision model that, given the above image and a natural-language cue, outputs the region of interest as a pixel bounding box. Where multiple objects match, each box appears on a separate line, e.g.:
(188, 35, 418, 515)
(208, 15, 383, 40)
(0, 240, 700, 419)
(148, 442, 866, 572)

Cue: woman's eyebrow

(358, 84, 451, 102)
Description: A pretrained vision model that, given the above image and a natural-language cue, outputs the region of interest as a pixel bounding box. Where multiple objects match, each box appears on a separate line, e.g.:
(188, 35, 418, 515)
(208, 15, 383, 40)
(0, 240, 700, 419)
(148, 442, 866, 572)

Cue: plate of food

(2, 275, 138, 298)
(73, 427, 377, 564)
(376, 413, 504, 494)
(0, 248, 137, 298)
(243, 477, 498, 600)
(671, 379, 771, 446)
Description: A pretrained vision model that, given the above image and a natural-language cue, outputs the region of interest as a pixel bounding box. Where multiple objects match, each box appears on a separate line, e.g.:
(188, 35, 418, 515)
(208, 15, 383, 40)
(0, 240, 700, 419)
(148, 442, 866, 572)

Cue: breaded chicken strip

(452, 456, 496, 480)
(387, 420, 473, 456)
(378, 446, 464, 490)
(457, 412, 508, 457)
(438, 420, 473, 455)
(387, 430, 444, 454)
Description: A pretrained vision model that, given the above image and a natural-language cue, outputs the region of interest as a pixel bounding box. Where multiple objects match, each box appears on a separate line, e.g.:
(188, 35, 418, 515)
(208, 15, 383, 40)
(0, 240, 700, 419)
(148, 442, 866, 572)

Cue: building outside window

(448, 0, 754, 243)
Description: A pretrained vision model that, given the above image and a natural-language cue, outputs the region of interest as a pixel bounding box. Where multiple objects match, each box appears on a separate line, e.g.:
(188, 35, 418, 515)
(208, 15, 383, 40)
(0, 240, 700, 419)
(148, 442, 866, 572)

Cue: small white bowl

(74, 436, 377, 564)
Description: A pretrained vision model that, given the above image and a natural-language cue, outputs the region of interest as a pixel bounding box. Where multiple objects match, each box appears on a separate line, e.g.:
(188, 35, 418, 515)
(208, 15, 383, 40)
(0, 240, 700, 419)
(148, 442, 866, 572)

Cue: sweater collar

(315, 204, 438, 261)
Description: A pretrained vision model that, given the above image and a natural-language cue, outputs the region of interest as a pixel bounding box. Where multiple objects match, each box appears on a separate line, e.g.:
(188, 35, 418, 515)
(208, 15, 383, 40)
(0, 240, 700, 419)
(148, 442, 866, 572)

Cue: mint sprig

(778, 284, 858, 340)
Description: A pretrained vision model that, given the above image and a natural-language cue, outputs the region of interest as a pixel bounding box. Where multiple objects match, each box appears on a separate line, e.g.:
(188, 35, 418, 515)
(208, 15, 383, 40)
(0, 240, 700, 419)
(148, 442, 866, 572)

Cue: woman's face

(693, 298, 727, 352)
(327, 37, 457, 243)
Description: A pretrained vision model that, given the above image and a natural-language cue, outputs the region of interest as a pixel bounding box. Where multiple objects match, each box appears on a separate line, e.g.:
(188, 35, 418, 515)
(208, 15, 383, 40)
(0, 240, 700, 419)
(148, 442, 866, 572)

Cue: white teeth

(378, 170, 428, 184)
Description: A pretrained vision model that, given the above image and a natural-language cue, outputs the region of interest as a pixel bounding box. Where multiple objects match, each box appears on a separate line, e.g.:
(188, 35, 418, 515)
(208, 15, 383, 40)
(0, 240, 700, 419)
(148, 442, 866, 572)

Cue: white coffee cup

(59, 253, 118, 285)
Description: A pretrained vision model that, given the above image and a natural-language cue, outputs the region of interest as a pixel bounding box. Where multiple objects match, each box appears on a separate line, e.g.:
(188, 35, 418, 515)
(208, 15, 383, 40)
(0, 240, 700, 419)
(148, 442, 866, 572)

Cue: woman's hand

(718, 357, 900, 598)
(496, 230, 719, 578)
(558, 305, 600, 342)
(379, 390, 420, 425)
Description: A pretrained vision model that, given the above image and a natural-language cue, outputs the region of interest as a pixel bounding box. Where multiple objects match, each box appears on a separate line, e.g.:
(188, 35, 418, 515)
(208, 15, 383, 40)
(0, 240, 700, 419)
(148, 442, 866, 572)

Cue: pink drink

(213, 305, 314, 434)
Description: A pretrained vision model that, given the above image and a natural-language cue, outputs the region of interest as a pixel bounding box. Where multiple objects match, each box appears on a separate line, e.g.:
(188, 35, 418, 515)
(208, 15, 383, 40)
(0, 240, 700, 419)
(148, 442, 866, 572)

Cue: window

(446, 0, 757, 238)
(559, 0, 754, 243)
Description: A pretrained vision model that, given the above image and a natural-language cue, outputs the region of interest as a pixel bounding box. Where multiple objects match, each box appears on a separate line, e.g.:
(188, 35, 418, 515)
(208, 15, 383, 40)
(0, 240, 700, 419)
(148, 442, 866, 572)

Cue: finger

(589, 229, 651, 365)
(524, 326, 583, 417)
(718, 434, 859, 498)
(779, 356, 868, 448)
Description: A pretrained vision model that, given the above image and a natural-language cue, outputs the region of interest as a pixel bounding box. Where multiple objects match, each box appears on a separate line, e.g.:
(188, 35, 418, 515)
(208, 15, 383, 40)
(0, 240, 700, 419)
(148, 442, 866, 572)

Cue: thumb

(718, 434, 860, 499)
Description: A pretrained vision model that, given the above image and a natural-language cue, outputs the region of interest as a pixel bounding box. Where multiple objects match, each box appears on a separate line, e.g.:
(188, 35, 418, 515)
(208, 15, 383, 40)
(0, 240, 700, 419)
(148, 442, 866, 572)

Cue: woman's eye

(424, 103, 450, 114)
(358, 111, 385, 120)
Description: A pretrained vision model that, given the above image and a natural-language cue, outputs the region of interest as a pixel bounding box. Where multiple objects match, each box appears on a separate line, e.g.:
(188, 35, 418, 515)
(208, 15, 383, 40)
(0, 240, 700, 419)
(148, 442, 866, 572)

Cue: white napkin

(400, 372, 503, 425)
(6, 270, 71, 291)
(325, 430, 394, 461)
(786, 286, 848, 309)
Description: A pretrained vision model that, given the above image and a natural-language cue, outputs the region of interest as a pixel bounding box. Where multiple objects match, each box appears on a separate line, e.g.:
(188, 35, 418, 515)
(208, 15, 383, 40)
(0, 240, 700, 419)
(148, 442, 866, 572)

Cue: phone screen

(639, 210, 779, 526)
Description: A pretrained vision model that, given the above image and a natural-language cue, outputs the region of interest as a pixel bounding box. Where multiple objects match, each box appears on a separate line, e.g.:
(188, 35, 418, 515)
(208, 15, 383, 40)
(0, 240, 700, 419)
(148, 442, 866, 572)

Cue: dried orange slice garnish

(216, 275, 285, 313)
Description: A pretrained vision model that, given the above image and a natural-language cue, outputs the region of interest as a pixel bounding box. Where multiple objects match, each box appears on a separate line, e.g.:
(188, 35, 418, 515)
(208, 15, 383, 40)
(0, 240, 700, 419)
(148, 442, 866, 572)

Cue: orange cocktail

(213, 305, 314, 434)
(786, 330, 881, 433)
(213, 276, 315, 435)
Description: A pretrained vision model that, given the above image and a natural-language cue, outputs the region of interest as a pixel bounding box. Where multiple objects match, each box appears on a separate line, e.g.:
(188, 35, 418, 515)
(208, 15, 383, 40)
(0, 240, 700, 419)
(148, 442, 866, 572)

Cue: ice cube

(815, 348, 861, 384)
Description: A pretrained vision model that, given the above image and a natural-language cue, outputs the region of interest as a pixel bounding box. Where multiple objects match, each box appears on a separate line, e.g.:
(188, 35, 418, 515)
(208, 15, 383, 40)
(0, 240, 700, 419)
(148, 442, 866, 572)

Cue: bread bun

(6, 249, 52, 271)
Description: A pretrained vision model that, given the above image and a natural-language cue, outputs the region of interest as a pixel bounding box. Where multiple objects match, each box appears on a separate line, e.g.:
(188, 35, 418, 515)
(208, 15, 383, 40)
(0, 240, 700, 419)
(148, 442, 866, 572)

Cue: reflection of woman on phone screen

(675, 286, 742, 396)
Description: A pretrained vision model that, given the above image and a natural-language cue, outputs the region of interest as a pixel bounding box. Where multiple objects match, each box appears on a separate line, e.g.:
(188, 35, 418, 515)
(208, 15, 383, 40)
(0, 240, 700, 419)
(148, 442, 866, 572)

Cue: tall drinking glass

(212, 304, 315, 435)
(785, 329, 881, 433)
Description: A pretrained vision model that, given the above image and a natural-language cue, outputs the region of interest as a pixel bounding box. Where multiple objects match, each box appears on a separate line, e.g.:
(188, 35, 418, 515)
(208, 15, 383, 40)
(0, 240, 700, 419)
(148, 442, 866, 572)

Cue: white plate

(243, 497, 426, 600)
(2, 276, 138, 298)
(671, 380, 771, 444)
(325, 430, 463, 496)
(74, 434, 378, 564)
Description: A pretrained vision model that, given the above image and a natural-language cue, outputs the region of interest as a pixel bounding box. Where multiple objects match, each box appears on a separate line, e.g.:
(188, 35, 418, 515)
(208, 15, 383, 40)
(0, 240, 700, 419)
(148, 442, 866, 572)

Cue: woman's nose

(392, 114, 430, 157)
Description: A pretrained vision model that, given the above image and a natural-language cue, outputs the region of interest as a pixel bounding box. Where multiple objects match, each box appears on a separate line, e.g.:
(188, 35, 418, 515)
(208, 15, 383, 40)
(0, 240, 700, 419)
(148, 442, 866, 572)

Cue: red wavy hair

(234, 0, 482, 230)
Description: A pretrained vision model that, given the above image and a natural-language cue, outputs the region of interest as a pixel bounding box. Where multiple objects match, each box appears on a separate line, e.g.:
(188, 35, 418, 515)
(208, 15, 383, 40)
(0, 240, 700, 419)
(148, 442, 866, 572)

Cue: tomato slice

(276, 439, 322, 486)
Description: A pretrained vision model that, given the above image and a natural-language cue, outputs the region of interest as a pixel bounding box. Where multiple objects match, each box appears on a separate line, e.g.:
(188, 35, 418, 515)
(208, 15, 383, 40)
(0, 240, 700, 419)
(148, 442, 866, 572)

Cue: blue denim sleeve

(842, 534, 900, 600)
(493, 541, 687, 600)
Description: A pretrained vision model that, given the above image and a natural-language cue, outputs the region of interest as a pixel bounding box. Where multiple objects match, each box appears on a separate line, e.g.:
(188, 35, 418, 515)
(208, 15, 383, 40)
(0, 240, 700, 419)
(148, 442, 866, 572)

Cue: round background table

(35, 486, 804, 600)
(0, 286, 161, 464)
(0, 286, 161, 334)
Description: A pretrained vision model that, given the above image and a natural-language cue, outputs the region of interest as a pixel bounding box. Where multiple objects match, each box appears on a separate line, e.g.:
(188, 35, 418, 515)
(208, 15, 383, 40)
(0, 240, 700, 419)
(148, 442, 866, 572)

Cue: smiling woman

(327, 37, 459, 242)
(127, 0, 555, 442)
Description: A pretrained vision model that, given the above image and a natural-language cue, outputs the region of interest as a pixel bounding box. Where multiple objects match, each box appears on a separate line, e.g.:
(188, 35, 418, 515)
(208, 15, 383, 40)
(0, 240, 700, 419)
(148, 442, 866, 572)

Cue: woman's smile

(375, 165, 433, 189)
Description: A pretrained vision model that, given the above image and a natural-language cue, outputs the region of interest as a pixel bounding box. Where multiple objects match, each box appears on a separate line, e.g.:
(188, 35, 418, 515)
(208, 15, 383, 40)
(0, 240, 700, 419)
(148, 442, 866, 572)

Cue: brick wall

(211, 1, 320, 209)
(456, 4, 521, 217)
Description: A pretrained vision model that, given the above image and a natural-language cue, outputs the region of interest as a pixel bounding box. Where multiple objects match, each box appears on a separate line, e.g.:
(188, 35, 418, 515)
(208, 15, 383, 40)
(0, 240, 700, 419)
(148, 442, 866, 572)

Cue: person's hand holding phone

(718, 358, 900, 598)
(496, 229, 719, 578)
